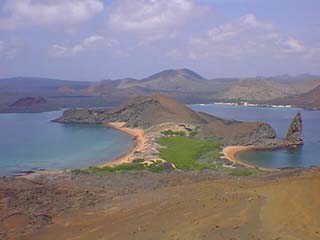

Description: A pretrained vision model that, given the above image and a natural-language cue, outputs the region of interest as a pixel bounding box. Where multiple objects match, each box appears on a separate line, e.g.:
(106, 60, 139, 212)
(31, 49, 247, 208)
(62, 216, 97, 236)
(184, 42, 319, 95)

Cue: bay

(0, 111, 133, 176)
(190, 104, 320, 168)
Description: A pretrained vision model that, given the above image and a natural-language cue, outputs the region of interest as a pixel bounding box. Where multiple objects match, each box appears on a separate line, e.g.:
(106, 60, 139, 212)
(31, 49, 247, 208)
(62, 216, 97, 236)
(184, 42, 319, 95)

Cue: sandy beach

(99, 122, 145, 167)
(223, 146, 278, 171)
(101, 123, 277, 171)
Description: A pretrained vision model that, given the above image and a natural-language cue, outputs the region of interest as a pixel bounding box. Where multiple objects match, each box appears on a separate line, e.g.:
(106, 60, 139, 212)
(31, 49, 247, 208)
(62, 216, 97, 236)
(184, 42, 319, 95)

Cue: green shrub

(132, 158, 145, 163)
(229, 169, 257, 176)
(161, 130, 186, 136)
(77, 161, 167, 174)
(189, 130, 198, 137)
(158, 135, 220, 170)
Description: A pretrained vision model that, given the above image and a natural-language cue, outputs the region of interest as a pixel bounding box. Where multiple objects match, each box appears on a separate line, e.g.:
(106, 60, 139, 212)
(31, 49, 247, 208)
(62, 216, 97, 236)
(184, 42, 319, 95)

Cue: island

(55, 94, 303, 170)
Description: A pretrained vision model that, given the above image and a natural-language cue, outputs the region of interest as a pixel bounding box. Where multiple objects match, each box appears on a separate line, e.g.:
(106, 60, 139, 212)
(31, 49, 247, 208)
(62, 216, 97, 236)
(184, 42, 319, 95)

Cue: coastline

(99, 122, 145, 167)
(18, 122, 145, 178)
(223, 146, 279, 171)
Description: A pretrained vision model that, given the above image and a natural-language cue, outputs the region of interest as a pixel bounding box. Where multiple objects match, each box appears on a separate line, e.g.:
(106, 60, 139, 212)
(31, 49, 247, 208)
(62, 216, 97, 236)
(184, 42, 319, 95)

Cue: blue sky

(0, 0, 319, 81)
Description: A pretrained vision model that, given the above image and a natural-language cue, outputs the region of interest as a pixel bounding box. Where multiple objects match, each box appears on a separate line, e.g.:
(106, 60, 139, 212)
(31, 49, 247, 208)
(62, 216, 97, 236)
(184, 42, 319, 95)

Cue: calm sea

(190, 104, 320, 168)
(1, 105, 319, 175)
(0, 111, 133, 176)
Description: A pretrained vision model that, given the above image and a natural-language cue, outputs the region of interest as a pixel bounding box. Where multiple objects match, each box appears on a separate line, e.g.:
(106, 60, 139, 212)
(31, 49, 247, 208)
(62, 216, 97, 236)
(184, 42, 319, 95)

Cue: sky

(0, 0, 320, 81)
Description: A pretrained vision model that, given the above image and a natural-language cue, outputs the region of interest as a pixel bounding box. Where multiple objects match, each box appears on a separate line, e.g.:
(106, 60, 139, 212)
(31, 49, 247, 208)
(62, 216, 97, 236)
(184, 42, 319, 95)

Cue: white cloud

(107, 0, 208, 41)
(0, 0, 104, 29)
(240, 14, 274, 30)
(49, 35, 110, 57)
(172, 14, 306, 60)
(283, 38, 305, 53)
(0, 40, 17, 59)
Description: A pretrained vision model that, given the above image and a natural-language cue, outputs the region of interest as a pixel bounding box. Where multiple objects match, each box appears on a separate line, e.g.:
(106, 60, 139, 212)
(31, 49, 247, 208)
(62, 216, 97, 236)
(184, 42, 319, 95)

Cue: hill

(56, 94, 276, 145)
(115, 69, 211, 92)
(0, 77, 116, 113)
(271, 85, 320, 109)
(10, 97, 47, 107)
(221, 78, 320, 101)
(63, 70, 320, 103)
(1, 70, 320, 112)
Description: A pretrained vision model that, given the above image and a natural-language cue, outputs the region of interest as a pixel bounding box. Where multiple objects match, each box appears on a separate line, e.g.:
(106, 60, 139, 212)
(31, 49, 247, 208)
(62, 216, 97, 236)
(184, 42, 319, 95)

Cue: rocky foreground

(1, 168, 320, 240)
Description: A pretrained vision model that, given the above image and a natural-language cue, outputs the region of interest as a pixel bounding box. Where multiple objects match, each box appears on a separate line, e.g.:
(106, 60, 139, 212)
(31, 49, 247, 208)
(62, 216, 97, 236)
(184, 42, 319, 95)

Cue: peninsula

(55, 94, 303, 170)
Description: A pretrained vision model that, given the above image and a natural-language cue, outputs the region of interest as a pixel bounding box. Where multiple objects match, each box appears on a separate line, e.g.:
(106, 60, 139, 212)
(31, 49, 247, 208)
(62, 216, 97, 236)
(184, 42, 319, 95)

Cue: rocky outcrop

(56, 108, 101, 124)
(286, 112, 303, 145)
(236, 123, 277, 146)
(10, 97, 47, 107)
(202, 120, 276, 146)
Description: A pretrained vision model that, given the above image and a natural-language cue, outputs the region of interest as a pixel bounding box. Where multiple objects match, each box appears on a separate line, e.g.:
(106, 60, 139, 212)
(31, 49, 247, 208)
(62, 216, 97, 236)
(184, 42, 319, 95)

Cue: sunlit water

(0, 111, 133, 176)
(190, 104, 320, 168)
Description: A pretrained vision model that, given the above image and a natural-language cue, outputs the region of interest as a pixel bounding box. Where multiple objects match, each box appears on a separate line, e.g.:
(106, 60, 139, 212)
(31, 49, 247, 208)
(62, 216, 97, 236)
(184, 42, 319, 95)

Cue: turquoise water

(1, 105, 319, 175)
(190, 104, 320, 168)
(0, 111, 133, 176)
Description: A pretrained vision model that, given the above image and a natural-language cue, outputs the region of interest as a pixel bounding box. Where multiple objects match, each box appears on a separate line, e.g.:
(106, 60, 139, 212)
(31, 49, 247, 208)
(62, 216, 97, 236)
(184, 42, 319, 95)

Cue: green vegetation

(158, 135, 220, 170)
(76, 161, 166, 174)
(161, 130, 186, 136)
(189, 129, 198, 137)
(229, 169, 258, 176)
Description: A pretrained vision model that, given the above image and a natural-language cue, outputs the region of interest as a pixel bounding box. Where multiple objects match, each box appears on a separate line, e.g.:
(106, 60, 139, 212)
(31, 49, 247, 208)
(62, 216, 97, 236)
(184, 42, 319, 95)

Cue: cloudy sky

(0, 0, 319, 81)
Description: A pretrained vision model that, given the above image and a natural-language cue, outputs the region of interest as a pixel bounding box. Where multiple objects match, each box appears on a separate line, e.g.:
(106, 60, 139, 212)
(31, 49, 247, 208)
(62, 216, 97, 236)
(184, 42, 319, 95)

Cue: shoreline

(18, 122, 144, 179)
(223, 146, 279, 171)
(98, 122, 145, 167)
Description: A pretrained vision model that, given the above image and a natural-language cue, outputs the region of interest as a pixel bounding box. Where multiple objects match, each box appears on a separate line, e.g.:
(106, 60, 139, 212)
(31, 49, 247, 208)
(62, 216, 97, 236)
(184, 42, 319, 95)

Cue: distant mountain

(0, 77, 90, 93)
(113, 69, 238, 94)
(220, 77, 320, 101)
(1, 70, 320, 112)
(271, 85, 320, 109)
(266, 74, 320, 83)
(80, 69, 237, 102)
(115, 69, 209, 92)
(0, 77, 114, 113)
(10, 97, 47, 107)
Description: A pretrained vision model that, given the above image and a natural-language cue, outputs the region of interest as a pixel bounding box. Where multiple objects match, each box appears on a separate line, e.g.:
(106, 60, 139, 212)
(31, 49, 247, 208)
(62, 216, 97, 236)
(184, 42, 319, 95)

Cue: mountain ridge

(1, 69, 320, 112)
(270, 85, 320, 109)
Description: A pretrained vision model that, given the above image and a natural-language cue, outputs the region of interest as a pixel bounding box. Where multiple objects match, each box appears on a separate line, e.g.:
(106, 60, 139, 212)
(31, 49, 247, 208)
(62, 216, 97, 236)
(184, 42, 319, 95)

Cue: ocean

(190, 104, 320, 168)
(0, 110, 133, 176)
(1, 105, 319, 176)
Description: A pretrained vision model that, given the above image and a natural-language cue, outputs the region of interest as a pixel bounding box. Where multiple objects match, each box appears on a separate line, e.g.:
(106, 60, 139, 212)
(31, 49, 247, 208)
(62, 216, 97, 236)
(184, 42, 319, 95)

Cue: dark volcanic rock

(55, 108, 101, 124)
(202, 116, 276, 146)
(10, 97, 47, 107)
(286, 112, 303, 144)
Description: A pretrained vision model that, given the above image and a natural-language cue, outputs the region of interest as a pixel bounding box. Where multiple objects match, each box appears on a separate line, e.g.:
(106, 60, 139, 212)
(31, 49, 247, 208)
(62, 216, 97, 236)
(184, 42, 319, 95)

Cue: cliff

(286, 112, 303, 145)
